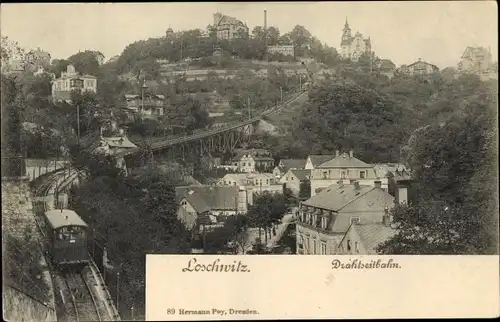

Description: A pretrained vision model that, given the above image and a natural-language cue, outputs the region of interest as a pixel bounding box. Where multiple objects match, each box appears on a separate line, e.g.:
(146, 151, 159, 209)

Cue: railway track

(63, 270, 101, 322)
(30, 167, 117, 321)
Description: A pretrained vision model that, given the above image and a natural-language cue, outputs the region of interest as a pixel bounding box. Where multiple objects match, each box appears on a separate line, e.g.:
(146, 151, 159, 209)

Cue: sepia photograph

(1, 1, 498, 321)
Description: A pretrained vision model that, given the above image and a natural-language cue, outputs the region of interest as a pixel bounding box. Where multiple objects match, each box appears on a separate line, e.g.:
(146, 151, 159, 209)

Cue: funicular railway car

(44, 209, 90, 268)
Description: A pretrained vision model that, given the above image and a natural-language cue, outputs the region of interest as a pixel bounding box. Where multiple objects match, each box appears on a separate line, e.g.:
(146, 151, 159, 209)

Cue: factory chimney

(264, 10, 268, 47)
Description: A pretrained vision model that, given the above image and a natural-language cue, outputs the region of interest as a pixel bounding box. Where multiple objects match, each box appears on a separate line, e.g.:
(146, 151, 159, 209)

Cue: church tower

(340, 17, 352, 59)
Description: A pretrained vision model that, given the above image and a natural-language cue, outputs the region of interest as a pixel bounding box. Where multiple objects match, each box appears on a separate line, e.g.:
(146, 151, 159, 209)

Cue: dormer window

(321, 216, 328, 229)
(360, 171, 366, 179)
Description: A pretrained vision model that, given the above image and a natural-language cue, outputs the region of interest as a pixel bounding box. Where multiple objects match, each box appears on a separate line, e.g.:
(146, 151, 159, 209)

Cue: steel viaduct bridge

(116, 89, 308, 168)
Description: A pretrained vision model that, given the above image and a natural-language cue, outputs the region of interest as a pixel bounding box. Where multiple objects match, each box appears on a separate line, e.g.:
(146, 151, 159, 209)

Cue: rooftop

(100, 136, 137, 149)
(307, 155, 336, 168)
(289, 169, 311, 181)
(354, 223, 397, 254)
(302, 184, 375, 212)
(279, 159, 306, 171)
(175, 185, 239, 214)
(45, 209, 88, 229)
(317, 153, 371, 168)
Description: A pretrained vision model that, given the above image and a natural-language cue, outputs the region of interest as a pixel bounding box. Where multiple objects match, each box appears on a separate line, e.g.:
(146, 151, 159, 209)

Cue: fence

(26, 159, 70, 181)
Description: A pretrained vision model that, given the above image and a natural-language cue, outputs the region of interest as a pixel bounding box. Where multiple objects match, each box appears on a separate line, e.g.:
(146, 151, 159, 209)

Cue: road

(236, 212, 296, 254)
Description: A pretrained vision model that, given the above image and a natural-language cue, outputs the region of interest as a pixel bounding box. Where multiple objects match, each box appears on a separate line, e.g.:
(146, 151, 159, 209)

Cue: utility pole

(280, 86, 283, 103)
(141, 79, 147, 113)
(116, 272, 120, 311)
(76, 103, 80, 143)
(247, 97, 251, 120)
(180, 32, 184, 61)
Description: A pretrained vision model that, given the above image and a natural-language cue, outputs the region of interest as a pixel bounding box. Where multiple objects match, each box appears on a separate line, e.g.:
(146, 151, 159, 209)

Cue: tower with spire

(339, 17, 372, 62)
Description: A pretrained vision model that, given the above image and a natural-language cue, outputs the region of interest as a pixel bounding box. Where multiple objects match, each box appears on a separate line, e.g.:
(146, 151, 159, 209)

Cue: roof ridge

(337, 186, 375, 211)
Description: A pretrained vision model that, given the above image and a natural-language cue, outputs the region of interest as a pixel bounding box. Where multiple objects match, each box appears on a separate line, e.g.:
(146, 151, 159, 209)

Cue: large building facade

(296, 182, 395, 255)
(308, 151, 389, 197)
(213, 12, 249, 40)
(267, 45, 295, 57)
(457, 46, 497, 81)
(340, 19, 372, 62)
(51, 64, 97, 102)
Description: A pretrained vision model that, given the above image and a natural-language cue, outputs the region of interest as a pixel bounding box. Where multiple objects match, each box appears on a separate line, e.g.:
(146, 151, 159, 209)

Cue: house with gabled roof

(309, 150, 388, 197)
(279, 169, 311, 197)
(219, 172, 281, 197)
(213, 12, 249, 41)
(304, 154, 336, 170)
(230, 149, 275, 173)
(405, 59, 439, 77)
(175, 185, 249, 231)
(51, 64, 97, 103)
(338, 214, 398, 255)
(273, 158, 306, 178)
(296, 181, 395, 255)
(457, 46, 497, 81)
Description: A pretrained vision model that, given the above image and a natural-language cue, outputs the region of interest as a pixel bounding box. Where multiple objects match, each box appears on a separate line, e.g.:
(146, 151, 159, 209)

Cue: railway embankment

(2, 179, 57, 322)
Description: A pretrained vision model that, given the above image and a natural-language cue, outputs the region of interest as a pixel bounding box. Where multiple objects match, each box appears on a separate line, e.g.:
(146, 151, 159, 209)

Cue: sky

(1, 1, 498, 68)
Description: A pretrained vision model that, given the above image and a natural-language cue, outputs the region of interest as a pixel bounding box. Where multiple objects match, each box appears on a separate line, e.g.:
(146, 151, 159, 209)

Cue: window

(57, 226, 82, 241)
(312, 240, 317, 254)
(266, 179, 269, 185)
(355, 241, 359, 254)
(341, 171, 347, 179)
(323, 171, 328, 179)
(360, 171, 366, 179)
(321, 242, 327, 255)
(347, 240, 352, 252)
(242, 162, 246, 166)
(350, 217, 361, 225)
(181, 200, 187, 206)
(321, 216, 328, 229)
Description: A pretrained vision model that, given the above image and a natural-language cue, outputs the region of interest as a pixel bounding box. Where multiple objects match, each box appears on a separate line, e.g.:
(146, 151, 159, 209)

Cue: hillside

(263, 90, 310, 135)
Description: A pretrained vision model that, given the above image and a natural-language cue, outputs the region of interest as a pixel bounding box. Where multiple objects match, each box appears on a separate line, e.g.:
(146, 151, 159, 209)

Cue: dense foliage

(69, 165, 191, 319)
(377, 102, 498, 254)
(247, 191, 290, 245)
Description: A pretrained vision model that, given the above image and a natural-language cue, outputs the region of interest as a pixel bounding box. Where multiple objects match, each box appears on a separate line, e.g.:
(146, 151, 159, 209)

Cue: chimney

(264, 10, 267, 35)
(349, 150, 354, 158)
(374, 181, 382, 189)
(335, 150, 340, 157)
(237, 186, 249, 213)
(382, 206, 390, 227)
(353, 181, 360, 190)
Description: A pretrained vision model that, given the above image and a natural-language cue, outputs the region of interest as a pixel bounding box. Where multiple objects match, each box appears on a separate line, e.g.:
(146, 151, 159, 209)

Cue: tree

(252, 26, 265, 42)
(70, 164, 190, 319)
(67, 50, 100, 76)
(62, 90, 100, 137)
(247, 191, 288, 245)
(293, 82, 405, 163)
(286, 25, 312, 57)
(267, 26, 280, 46)
(1, 36, 25, 73)
(49, 59, 71, 77)
(378, 102, 498, 255)
(69, 143, 124, 180)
